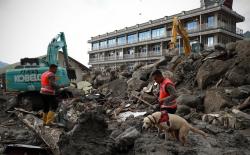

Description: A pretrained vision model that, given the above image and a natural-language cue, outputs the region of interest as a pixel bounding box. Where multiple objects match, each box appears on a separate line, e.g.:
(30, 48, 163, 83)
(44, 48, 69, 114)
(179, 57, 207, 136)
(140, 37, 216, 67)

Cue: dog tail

(190, 126, 207, 139)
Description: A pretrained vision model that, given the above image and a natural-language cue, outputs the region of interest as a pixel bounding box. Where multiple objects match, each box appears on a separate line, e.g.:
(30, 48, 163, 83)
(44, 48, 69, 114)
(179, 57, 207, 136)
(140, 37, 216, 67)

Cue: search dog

(142, 112, 207, 145)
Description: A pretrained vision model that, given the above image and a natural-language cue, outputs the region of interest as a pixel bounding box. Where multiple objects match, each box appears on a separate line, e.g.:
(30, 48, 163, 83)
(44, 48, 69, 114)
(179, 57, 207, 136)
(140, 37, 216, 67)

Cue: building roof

(60, 51, 90, 71)
(0, 52, 89, 74)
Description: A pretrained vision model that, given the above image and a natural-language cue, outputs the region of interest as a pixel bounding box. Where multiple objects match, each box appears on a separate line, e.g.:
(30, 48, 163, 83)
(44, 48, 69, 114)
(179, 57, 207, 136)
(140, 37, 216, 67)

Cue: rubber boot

(42, 113, 48, 125)
(46, 111, 55, 125)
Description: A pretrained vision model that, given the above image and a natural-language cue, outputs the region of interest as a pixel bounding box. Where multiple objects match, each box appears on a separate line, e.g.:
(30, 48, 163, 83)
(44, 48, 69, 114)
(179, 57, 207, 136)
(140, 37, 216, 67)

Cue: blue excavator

(5, 32, 76, 110)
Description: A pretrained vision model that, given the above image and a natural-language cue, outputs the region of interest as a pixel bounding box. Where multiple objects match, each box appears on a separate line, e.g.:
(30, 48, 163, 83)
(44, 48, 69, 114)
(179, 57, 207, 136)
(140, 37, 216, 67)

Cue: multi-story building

(88, 0, 244, 71)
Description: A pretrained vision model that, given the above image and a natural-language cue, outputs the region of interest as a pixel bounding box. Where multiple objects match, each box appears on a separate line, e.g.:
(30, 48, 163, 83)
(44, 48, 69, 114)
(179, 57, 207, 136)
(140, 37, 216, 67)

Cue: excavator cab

(191, 41, 204, 53)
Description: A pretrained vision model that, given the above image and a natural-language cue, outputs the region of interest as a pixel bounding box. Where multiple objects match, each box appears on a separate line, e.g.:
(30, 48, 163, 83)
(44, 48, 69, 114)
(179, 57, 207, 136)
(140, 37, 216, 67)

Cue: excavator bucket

(67, 69, 76, 80)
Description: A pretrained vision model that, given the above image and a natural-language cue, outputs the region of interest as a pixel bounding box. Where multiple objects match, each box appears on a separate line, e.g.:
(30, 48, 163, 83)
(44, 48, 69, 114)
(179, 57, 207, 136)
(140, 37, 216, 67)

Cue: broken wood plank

(15, 112, 63, 155)
(237, 96, 250, 111)
(215, 78, 223, 88)
(232, 108, 250, 120)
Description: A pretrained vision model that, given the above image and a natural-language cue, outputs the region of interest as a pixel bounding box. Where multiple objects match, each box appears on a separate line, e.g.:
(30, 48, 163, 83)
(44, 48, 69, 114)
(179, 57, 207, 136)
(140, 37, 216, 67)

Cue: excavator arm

(169, 17, 191, 56)
(46, 32, 76, 80)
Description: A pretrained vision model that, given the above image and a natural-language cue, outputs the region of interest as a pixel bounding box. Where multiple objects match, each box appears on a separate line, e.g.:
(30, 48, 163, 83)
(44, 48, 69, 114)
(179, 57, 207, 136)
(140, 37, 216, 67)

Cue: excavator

(5, 32, 76, 110)
(169, 16, 203, 56)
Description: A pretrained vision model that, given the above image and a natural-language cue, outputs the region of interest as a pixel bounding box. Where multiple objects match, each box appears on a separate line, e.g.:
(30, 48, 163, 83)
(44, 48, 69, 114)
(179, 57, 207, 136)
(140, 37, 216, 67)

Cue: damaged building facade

(88, 0, 244, 71)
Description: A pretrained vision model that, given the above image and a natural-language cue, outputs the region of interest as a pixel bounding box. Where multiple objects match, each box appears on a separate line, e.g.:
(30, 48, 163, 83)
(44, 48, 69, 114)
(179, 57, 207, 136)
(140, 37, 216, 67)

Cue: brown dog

(142, 112, 207, 145)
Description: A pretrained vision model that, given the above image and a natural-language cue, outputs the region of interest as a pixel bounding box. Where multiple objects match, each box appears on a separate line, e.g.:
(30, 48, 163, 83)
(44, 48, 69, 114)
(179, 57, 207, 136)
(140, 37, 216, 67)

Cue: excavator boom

(170, 17, 191, 56)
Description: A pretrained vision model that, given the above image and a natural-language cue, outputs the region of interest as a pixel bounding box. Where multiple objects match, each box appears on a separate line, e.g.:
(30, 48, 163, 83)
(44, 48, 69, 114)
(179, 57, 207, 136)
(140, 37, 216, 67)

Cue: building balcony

(236, 27, 243, 35)
(89, 22, 243, 53)
(89, 51, 162, 64)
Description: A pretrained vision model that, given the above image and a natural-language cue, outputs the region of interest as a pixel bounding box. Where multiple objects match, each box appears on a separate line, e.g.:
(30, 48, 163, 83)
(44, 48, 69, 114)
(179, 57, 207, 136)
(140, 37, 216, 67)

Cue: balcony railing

(236, 27, 243, 35)
(89, 51, 162, 63)
(91, 21, 243, 51)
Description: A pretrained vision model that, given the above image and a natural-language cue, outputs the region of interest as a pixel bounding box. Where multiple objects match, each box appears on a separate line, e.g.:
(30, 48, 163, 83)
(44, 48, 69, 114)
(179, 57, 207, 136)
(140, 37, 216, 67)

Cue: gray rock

(226, 42, 237, 57)
(132, 62, 145, 72)
(226, 42, 237, 52)
(119, 71, 131, 78)
(132, 69, 151, 81)
(214, 43, 226, 51)
(176, 94, 203, 108)
(204, 124, 224, 135)
(196, 59, 232, 89)
(104, 79, 128, 98)
(141, 93, 157, 104)
(115, 127, 140, 152)
(225, 85, 250, 99)
(226, 57, 250, 86)
(235, 40, 250, 58)
(127, 78, 148, 91)
(204, 89, 233, 113)
(176, 105, 191, 117)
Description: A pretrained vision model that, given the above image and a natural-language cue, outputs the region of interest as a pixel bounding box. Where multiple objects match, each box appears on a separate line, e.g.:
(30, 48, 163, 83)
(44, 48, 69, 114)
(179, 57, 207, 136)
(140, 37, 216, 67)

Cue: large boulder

(176, 105, 191, 117)
(127, 78, 148, 92)
(235, 40, 250, 58)
(132, 69, 151, 81)
(224, 85, 250, 99)
(132, 62, 145, 72)
(225, 57, 250, 86)
(113, 127, 140, 152)
(93, 74, 110, 88)
(176, 94, 203, 108)
(226, 42, 237, 57)
(225, 40, 250, 86)
(58, 108, 113, 155)
(204, 89, 233, 113)
(99, 79, 128, 98)
(196, 59, 232, 89)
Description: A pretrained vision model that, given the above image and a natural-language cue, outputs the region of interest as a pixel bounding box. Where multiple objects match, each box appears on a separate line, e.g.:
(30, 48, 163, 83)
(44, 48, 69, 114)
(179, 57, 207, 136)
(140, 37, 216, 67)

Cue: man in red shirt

(151, 69, 177, 114)
(40, 64, 61, 125)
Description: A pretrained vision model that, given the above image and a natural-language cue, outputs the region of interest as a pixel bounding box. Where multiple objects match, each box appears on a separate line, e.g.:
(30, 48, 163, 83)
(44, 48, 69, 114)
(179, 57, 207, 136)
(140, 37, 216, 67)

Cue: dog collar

(147, 115, 157, 125)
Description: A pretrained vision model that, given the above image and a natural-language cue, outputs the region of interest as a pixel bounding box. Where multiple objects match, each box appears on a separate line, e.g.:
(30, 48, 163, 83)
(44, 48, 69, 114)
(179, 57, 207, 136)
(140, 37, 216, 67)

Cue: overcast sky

(0, 0, 249, 66)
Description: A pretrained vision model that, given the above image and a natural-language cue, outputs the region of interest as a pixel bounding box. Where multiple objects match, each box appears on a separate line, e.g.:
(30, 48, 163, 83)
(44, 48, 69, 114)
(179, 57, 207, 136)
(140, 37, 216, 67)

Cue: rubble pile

(58, 108, 114, 155)
(0, 95, 49, 154)
(1, 40, 250, 155)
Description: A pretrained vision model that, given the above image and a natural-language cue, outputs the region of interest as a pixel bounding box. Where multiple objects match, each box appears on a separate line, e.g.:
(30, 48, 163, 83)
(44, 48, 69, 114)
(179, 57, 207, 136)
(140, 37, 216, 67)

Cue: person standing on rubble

(40, 64, 62, 125)
(151, 69, 177, 114)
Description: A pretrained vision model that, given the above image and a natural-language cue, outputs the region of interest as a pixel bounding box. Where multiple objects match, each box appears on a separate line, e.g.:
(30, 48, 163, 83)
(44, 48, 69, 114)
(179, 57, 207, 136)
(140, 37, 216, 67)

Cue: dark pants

(41, 94, 58, 113)
(162, 107, 177, 114)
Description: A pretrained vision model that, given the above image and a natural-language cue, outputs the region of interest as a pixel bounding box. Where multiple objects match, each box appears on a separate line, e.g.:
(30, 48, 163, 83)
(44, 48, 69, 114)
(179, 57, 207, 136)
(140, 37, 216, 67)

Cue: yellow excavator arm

(169, 17, 191, 56)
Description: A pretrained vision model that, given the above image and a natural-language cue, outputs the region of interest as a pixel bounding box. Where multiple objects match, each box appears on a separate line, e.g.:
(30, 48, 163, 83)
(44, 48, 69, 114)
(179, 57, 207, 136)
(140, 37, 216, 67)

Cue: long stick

(131, 94, 154, 108)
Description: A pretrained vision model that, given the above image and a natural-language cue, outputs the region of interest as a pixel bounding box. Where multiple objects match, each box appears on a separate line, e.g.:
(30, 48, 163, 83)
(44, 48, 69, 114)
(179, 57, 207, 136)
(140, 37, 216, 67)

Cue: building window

(139, 46, 147, 53)
(127, 34, 138, 44)
(152, 28, 166, 38)
(139, 30, 151, 41)
(100, 40, 107, 49)
(187, 21, 198, 31)
(117, 36, 126, 45)
(207, 36, 214, 47)
(92, 42, 99, 50)
(207, 16, 214, 28)
(152, 44, 161, 53)
(127, 47, 134, 55)
(108, 38, 116, 47)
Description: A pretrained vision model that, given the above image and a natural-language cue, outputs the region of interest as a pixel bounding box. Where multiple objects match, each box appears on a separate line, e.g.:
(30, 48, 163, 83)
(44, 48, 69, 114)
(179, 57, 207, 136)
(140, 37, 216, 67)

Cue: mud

(0, 94, 47, 154)
(58, 107, 114, 155)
